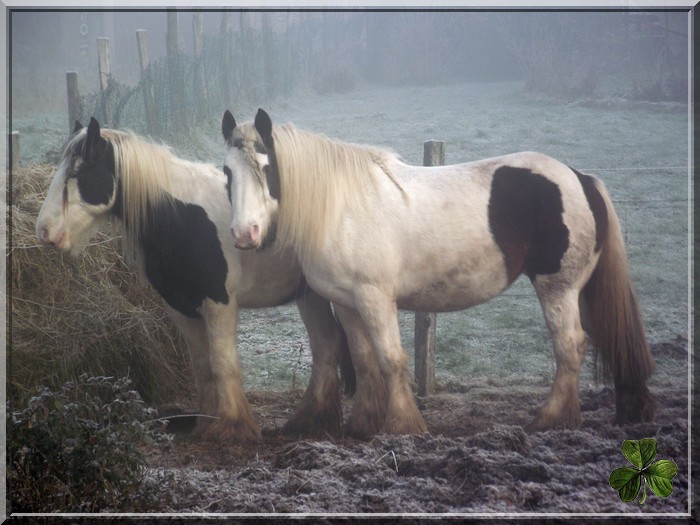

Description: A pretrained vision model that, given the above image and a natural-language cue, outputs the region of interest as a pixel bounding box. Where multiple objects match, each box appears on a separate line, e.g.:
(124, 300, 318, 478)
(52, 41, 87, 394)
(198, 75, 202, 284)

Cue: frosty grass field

(15, 80, 689, 393)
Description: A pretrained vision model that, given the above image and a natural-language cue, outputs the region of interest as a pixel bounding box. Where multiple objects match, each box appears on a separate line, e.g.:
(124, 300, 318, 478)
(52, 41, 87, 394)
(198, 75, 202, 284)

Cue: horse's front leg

(337, 289, 427, 437)
(333, 304, 386, 438)
(355, 289, 427, 436)
(283, 288, 346, 437)
(167, 310, 217, 435)
(199, 298, 260, 442)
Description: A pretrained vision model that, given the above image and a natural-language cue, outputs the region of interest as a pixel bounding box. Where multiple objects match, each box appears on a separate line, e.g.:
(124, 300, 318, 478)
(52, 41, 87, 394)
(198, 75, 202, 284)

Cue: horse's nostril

(39, 227, 51, 244)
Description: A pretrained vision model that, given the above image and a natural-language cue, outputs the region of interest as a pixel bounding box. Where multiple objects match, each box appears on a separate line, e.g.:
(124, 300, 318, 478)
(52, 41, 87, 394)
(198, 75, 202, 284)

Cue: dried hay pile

(9, 163, 194, 406)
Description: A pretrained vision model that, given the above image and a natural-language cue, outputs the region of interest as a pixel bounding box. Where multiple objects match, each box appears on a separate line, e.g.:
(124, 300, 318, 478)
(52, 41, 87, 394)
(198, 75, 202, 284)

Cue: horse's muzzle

(37, 225, 69, 251)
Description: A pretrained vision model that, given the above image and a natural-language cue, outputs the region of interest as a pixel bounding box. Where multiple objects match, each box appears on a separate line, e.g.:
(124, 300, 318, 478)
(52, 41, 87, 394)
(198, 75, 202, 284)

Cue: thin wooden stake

(136, 30, 157, 134)
(97, 37, 110, 93)
(415, 139, 445, 399)
(66, 71, 80, 133)
(192, 13, 208, 120)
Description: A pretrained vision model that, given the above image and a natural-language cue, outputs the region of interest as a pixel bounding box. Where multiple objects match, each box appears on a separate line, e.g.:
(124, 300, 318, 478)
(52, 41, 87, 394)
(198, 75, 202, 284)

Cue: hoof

(532, 407, 581, 431)
(615, 386, 656, 425)
(192, 416, 261, 442)
(346, 411, 385, 440)
(382, 413, 427, 435)
(283, 405, 343, 437)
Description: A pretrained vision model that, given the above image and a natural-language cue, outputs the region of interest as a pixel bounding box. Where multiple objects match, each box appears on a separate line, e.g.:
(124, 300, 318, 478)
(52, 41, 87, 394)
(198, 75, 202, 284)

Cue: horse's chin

(234, 241, 259, 251)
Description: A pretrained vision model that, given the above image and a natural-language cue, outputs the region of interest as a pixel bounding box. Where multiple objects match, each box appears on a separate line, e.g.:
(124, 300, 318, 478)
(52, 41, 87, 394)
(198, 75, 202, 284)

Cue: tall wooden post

(192, 13, 208, 121)
(97, 37, 111, 125)
(220, 12, 233, 109)
(66, 71, 80, 133)
(415, 140, 445, 399)
(166, 11, 179, 56)
(166, 11, 185, 128)
(97, 37, 110, 93)
(136, 30, 157, 135)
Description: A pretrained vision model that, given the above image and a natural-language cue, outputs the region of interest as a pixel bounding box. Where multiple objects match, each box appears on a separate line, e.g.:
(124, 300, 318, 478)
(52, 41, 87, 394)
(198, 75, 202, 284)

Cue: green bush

(8, 375, 171, 512)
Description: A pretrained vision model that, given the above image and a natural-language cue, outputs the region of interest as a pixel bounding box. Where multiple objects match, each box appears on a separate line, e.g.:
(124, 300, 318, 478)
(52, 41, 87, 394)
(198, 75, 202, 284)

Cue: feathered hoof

(282, 405, 343, 437)
(346, 411, 385, 440)
(532, 406, 581, 431)
(615, 386, 656, 425)
(191, 416, 261, 442)
(382, 413, 428, 435)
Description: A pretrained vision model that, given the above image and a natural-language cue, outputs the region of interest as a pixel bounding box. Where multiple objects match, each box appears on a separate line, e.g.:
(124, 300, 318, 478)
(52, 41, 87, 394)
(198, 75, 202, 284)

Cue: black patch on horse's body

(570, 167, 608, 252)
(488, 166, 570, 282)
(138, 198, 229, 318)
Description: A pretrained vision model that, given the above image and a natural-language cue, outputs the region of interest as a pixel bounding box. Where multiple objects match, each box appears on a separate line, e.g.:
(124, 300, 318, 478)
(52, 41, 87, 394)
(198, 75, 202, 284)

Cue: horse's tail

(580, 175, 656, 424)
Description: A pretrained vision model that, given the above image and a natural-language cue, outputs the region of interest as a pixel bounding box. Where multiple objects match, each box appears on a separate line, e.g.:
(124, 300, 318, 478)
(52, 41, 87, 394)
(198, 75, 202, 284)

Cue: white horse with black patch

(35, 117, 354, 441)
(221, 109, 656, 437)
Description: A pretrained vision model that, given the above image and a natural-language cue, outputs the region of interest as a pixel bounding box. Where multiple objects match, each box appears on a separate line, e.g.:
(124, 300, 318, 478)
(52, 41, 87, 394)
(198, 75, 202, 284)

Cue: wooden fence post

(166, 11, 185, 128)
(97, 37, 111, 125)
(136, 30, 157, 135)
(9, 131, 20, 171)
(415, 140, 445, 399)
(97, 37, 110, 93)
(66, 71, 80, 133)
(166, 11, 179, 56)
(220, 12, 233, 110)
(192, 13, 208, 121)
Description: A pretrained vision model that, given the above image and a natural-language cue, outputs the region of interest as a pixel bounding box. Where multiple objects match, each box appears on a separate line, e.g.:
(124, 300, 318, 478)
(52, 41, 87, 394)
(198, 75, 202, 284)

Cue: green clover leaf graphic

(609, 438, 677, 504)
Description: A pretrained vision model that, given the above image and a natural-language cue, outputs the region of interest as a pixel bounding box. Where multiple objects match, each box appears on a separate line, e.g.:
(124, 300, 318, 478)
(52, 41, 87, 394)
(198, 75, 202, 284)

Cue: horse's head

(221, 108, 280, 250)
(36, 117, 117, 255)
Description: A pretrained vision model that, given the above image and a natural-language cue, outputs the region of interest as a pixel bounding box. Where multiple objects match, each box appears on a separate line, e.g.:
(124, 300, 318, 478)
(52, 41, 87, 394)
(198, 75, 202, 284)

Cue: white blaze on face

(225, 146, 278, 250)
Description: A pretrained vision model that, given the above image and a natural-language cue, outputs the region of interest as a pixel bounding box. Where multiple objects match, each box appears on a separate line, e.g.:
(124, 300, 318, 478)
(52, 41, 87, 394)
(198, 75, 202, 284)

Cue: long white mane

(67, 128, 179, 259)
(103, 129, 178, 239)
(267, 123, 401, 258)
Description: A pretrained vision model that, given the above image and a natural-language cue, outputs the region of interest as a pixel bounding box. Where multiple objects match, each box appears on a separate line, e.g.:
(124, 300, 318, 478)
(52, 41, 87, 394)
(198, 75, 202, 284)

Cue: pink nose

(231, 223, 260, 249)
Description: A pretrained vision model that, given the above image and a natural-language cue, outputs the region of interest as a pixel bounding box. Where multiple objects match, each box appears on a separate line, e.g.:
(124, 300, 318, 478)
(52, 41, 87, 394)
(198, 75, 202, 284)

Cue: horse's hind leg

(283, 288, 344, 437)
(534, 288, 589, 430)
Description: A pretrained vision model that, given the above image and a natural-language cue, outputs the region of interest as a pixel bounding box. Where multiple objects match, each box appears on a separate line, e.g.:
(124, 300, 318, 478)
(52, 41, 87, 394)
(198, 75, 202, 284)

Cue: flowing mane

(101, 129, 177, 239)
(268, 123, 400, 259)
(63, 127, 188, 263)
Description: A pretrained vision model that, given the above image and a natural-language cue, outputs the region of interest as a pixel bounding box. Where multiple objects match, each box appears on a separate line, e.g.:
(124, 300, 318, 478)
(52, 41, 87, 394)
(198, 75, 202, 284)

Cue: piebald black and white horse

(221, 109, 655, 437)
(35, 117, 354, 441)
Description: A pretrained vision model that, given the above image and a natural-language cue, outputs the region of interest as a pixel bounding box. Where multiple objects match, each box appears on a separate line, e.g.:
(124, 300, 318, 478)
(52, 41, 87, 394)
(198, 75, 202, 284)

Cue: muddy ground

(143, 339, 692, 517)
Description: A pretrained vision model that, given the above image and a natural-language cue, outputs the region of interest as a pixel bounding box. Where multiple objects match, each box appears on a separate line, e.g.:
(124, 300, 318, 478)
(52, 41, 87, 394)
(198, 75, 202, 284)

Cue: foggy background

(11, 10, 689, 131)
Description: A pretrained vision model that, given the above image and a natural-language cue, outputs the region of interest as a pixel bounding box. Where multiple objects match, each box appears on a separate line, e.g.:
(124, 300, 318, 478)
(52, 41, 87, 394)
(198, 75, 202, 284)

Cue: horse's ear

(73, 120, 84, 133)
(222, 110, 236, 144)
(255, 108, 273, 148)
(84, 117, 102, 158)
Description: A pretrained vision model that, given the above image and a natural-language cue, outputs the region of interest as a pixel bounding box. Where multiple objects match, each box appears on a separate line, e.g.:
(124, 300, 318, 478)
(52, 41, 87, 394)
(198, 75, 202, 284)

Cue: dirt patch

(144, 342, 690, 516)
